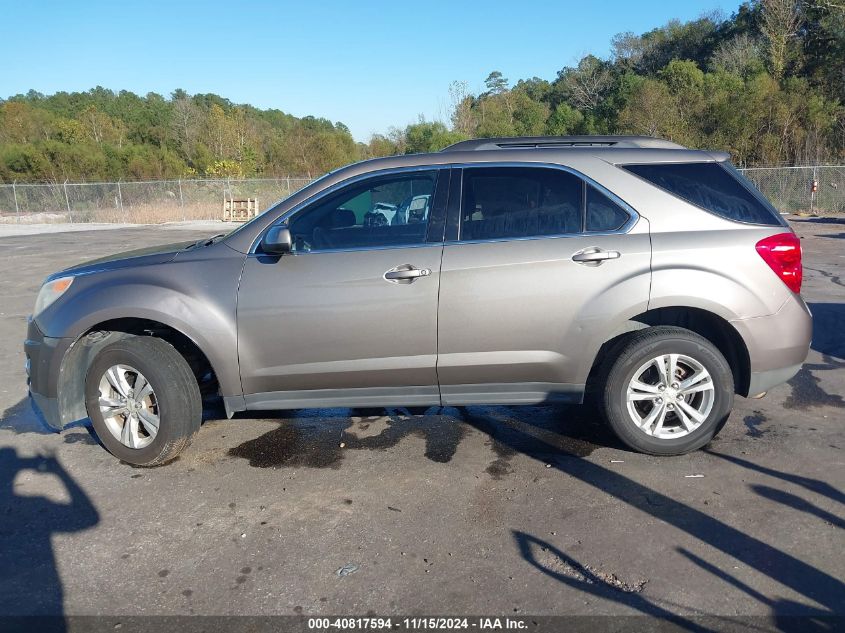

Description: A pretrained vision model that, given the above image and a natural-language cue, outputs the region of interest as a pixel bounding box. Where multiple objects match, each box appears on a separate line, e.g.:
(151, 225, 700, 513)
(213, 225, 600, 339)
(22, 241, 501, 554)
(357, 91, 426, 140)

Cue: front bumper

(730, 294, 812, 396)
(24, 317, 74, 430)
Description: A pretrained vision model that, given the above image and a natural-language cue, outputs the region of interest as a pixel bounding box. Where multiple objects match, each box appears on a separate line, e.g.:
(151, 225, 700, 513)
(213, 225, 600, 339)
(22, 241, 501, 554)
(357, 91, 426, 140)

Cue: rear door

(436, 165, 652, 405)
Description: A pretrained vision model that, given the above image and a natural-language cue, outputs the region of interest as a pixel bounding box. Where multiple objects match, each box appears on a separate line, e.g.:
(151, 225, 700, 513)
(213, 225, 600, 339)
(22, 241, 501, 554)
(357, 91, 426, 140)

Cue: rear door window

(459, 167, 584, 240)
(622, 162, 783, 226)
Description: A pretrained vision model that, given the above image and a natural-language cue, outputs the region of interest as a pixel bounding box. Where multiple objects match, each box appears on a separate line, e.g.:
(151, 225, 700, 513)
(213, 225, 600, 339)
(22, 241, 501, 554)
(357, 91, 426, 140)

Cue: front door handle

(384, 264, 432, 283)
(571, 247, 621, 266)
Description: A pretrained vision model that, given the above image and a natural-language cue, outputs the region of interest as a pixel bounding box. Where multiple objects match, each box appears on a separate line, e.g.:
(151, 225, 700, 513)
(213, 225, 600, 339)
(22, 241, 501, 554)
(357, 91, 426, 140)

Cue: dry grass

(77, 201, 225, 224)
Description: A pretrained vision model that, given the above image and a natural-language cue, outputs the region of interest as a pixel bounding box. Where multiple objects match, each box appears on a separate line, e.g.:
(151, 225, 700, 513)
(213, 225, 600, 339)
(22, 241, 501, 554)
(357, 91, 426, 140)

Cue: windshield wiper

(202, 233, 226, 246)
(186, 233, 226, 250)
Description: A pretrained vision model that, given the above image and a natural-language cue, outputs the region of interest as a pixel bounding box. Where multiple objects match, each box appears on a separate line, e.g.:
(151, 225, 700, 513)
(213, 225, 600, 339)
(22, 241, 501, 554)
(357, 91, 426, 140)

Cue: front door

(436, 165, 652, 405)
(236, 168, 448, 409)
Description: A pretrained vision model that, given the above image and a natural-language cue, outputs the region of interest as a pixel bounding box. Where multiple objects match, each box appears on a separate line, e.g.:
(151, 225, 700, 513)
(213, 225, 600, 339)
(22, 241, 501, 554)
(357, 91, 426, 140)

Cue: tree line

(1, 0, 843, 183)
(392, 0, 845, 167)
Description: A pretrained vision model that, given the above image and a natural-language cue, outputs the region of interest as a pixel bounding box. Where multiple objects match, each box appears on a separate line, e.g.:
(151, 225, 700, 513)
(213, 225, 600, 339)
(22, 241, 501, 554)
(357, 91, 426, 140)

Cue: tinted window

(460, 167, 583, 241)
(586, 185, 629, 232)
(286, 171, 437, 251)
(622, 162, 781, 225)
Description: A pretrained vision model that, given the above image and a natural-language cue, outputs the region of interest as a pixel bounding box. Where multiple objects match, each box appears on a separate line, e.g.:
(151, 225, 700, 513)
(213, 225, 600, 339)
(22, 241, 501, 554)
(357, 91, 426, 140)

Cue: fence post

(12, 180, 19, 223)
(63, 179, 72, 222)
(286, 176, 291, 195)
(810, 166, 817, 215)
(178, 178, 185, 221)
(117, 180, 124, 216)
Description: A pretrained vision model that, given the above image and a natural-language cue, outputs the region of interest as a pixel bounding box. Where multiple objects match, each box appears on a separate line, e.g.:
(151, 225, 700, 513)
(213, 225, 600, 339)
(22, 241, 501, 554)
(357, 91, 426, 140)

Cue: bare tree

(610, 31, 646, 65)
(81, 106, 103, 145)
(448, 80, 475, 136)
(560, 56, 612, 111)
(760, 0, 803, 80)
(171, 97, 201, 159)
(710, 33, 764, 75)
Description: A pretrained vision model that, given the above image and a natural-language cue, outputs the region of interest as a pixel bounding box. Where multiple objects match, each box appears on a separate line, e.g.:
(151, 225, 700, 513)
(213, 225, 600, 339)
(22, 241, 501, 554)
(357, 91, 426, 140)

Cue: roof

(441, 135, 687, 152)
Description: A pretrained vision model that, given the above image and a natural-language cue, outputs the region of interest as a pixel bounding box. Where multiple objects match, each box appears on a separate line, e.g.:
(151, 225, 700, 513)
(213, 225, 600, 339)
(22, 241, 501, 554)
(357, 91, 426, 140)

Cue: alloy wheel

(97, 364, 160, 449)
(625, 353, 715, 439)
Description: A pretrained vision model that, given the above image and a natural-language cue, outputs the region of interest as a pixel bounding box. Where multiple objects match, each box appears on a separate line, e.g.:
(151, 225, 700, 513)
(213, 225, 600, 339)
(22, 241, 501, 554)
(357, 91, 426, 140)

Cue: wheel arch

(587, 306, 751, 398)
(56, 317, 225, 428)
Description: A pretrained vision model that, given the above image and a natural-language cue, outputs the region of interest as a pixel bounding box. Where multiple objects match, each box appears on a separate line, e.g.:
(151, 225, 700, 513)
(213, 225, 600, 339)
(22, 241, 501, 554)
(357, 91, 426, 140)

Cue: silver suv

(25, 136, 812, 465)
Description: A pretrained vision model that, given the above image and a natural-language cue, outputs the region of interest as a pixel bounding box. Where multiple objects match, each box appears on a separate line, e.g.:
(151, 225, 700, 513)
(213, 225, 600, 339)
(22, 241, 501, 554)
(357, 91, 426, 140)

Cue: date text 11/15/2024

(307, 617, 528, 630)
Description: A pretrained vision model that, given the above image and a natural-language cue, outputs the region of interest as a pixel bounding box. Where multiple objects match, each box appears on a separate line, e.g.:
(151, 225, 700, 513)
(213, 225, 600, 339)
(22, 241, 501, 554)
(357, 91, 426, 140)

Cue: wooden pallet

(222, 197, 260, 222)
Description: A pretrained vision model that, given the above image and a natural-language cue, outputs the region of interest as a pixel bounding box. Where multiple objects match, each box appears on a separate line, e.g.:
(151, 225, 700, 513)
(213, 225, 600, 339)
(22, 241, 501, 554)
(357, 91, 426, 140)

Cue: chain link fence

(0, 177, 313, 224)
(0, 167, 842, 224)
(740, 166, 845, 215)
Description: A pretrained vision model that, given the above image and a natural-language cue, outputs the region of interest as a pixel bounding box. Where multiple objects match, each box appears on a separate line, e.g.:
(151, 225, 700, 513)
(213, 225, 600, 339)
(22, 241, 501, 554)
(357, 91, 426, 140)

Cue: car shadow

(0, 398, 60, 435)
(0, 447, 99, 630)
(806, 303, 845, 359)
(455, 407, 845, 622)
(226, 402, 620, 471)
(3, 398, 843, 624)
(0, 397, 98, 446)
(750, 485, 845, 529)
(780, 303, 845, 411)
(513, 531, 709, 630)
(0, 393, 223, 445)
(704, 450, 845, 506)
(677, 548, 839, 630)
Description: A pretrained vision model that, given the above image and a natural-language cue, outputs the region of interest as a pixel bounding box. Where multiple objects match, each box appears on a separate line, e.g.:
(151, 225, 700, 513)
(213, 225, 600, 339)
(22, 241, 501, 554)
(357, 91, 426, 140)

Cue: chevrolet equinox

(25, 136, 812, 465)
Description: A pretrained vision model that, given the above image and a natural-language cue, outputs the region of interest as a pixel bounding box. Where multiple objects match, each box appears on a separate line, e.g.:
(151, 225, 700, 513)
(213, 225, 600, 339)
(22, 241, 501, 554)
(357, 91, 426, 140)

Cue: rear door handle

(384, 264, 432, 283)
(571, 247, 621, 265)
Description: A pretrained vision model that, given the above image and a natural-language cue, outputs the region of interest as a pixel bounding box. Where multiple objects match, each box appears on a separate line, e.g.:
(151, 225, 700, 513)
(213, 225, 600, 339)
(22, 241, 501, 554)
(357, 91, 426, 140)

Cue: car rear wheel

(599, 326, 733, 455)
(85, 335, 201, 466)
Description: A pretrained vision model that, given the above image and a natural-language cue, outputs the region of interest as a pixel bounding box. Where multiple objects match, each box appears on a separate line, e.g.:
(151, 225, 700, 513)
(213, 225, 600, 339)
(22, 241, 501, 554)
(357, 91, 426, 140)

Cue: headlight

(34, 276, 74, 316)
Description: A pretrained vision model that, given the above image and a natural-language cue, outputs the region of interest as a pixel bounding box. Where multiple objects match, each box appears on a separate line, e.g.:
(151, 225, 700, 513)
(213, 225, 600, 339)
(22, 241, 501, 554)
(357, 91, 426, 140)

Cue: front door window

(285, 171, 439, 252)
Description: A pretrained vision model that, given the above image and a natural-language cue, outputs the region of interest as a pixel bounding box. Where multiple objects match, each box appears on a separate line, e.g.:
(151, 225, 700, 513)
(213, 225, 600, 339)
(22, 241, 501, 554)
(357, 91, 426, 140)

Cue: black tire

(85, 335, 201, 466)
(599, 326, 733, 456)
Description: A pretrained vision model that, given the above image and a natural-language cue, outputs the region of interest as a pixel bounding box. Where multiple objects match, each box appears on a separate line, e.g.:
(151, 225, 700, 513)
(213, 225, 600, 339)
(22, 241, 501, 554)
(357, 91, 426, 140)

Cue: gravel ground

(0, 218, 842, 629)
(0, 220, 227, 238)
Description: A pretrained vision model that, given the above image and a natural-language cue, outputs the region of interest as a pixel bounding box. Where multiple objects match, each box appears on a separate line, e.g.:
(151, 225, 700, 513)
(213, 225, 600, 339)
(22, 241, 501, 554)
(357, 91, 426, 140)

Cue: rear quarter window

(622, 162, 783, 226)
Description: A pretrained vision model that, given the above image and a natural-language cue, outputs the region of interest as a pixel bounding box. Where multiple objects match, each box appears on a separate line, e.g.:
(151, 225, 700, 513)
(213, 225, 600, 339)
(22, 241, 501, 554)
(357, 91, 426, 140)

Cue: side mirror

(262, 225, 292, 255)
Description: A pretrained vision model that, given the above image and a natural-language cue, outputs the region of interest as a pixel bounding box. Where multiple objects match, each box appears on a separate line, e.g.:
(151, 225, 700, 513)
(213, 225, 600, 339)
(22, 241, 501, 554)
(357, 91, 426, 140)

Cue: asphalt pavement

(0, 218, 842, 629)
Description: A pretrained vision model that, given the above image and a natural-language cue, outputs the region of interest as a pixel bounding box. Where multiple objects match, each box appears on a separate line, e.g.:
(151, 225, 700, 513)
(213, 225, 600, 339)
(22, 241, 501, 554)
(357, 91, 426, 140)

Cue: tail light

(755, 232, 802, 294)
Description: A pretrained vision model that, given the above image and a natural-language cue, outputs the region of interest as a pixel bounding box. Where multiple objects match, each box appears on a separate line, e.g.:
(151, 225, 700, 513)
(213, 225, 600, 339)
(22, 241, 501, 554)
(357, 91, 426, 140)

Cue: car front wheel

(600, 326, 734, 455)
(85, 335, 201, 466)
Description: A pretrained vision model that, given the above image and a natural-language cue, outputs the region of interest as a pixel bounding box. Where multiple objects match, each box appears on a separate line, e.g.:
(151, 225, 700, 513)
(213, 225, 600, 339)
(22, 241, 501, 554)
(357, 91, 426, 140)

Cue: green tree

(484, 71, 509, 95)
(403, 121, 466, 153)
(546, 103, 585, 135)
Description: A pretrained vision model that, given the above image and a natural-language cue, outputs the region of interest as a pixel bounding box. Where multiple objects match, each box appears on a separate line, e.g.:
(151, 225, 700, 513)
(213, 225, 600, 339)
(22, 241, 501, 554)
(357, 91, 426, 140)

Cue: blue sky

(2, 0, 742, 141)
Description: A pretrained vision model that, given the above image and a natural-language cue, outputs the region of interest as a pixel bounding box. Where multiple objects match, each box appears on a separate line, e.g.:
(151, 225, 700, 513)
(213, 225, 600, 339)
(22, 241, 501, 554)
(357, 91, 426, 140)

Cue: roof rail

(441, 135, 687, 152)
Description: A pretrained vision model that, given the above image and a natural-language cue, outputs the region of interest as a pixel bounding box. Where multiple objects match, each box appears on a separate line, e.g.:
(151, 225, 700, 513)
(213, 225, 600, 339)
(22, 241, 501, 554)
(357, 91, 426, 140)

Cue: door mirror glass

(262, 225, 292, 255)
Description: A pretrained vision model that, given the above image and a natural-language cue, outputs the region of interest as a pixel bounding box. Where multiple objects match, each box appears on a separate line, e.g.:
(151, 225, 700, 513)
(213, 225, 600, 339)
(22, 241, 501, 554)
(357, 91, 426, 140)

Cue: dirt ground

(0, 218, 842, 630)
